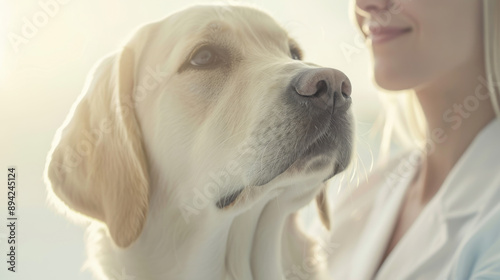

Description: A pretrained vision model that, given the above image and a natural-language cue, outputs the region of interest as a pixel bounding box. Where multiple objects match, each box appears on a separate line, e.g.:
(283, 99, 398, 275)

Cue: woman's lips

(364, 26, 412, 44)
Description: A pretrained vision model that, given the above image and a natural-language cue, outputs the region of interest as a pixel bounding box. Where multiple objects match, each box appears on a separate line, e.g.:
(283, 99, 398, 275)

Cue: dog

(45, 4, 353, 280)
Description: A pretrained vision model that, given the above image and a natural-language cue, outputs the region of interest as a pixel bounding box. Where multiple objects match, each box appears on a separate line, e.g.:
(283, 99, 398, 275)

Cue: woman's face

(353, 0, 483, 91)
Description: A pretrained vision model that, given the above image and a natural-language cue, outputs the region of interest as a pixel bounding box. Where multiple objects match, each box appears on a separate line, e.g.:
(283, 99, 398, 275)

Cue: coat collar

(438, 118, 500, 220)
(359, 118, 500, 280)
(350, 158, 418, 280)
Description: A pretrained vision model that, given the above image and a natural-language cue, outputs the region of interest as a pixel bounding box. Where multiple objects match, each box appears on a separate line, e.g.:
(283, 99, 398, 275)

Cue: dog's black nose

(291, 68, 351, 111)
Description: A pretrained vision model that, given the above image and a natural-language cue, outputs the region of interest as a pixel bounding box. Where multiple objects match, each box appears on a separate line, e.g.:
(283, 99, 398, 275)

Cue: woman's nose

(355, 0, 390, 15)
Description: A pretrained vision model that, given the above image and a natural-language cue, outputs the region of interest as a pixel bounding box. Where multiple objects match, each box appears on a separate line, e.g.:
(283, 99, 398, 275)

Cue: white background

(0, 0, 382, 279)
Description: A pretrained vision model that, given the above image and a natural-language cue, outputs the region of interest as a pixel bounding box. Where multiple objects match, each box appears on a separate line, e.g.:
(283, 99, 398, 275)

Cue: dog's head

(45, 4, 353, 248)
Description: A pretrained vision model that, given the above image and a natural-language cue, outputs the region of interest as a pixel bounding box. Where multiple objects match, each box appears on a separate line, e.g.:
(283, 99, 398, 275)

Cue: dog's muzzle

(216, 68, 353, 210)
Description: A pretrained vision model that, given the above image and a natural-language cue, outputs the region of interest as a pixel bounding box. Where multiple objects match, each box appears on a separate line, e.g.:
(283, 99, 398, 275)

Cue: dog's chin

(216, 140, 351, 209)
(215, 156, 346, 210)
(284, 113, 353, 182)
(290, 140, 351, 183)
(216, 110, 353, 210)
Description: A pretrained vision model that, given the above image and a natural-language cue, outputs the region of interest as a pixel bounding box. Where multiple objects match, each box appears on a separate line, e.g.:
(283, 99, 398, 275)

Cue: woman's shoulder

(450, 203, 500, 279)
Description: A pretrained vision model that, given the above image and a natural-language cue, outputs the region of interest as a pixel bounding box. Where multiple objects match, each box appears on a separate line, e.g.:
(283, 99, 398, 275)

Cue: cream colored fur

(45, 4, 352, 280)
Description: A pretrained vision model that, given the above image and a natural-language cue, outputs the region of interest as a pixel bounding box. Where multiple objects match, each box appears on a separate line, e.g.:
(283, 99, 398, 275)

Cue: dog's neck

(87, 175, 327, 280)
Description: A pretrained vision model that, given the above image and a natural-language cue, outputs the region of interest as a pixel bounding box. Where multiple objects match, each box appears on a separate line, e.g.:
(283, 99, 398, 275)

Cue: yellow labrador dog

(45, 4, 353, 280)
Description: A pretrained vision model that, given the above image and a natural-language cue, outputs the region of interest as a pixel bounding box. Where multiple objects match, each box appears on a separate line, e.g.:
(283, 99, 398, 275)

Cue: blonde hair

(484, 0, 500, 114)
(377, 0, 500, 159)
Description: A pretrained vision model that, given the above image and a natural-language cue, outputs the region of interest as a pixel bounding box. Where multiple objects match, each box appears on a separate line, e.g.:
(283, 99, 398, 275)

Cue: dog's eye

(290, 46, 302, 60)
(190, 46, 219, 67)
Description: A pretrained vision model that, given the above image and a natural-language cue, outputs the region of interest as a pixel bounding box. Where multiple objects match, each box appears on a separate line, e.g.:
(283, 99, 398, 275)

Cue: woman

(328, 0, 500, 279)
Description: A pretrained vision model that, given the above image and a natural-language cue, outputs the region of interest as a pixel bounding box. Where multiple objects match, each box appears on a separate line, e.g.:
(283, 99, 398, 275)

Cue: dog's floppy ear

(315, 187, 331, 230)
(45, 45, 149, 248)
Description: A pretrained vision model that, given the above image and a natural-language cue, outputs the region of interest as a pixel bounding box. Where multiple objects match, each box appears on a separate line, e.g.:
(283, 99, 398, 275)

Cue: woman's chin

(373, 71, 417, 92)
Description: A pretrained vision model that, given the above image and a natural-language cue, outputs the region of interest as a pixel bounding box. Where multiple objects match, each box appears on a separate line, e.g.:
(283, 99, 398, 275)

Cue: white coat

(328, 118, 500, 280)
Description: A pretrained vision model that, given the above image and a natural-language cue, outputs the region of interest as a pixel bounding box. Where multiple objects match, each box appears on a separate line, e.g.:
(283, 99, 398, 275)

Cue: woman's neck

(413, 59, 495, 203)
